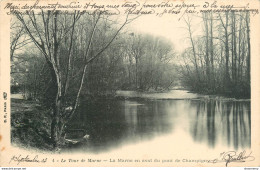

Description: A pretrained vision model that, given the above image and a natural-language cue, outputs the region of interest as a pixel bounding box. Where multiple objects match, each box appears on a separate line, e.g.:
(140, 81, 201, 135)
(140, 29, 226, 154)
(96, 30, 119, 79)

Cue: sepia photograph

(1, 0, 260, 167)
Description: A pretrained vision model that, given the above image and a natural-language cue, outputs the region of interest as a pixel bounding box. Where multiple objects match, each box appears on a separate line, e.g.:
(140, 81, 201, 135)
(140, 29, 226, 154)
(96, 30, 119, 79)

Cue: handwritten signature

(9, 155, 47, 165)
(211, 150, 255, 167)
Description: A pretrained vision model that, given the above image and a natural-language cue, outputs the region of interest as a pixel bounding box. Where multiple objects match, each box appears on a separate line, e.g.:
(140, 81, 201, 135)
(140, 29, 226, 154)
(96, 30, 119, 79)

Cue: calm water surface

(68, 90, 251, 153)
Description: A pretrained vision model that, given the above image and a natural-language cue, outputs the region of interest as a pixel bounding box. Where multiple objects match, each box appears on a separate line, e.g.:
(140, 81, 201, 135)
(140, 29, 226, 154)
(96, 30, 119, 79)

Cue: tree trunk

(246, 12, 250, 84)
(233, 13, 237, 84)
(135, 56, 138, 89)
(210, 12, 215, 90)
(224, 13, 230, 91)
(204, 13, 211, 88)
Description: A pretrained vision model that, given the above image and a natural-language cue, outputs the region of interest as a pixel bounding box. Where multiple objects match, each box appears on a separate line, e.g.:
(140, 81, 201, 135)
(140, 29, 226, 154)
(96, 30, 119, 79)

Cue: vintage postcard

(0, 0, 259, 167)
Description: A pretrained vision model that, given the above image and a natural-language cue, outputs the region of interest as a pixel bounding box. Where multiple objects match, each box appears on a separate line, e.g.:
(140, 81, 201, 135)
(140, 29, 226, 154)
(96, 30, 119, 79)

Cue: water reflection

(68, 99, 251, 152)
(189, 100, 251, 149)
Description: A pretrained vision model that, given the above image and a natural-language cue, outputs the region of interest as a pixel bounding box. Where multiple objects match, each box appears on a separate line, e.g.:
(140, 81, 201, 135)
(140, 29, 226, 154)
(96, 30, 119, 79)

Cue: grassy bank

(11, 98, 53, 151)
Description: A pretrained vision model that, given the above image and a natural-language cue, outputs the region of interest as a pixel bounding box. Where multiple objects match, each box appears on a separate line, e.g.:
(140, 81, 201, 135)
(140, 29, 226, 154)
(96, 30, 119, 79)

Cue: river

(67, 90, 251, 153)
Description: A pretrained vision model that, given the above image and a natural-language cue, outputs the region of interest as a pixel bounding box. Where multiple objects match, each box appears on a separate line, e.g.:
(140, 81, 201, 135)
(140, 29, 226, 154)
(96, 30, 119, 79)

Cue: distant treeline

(180, 12, 251, 98)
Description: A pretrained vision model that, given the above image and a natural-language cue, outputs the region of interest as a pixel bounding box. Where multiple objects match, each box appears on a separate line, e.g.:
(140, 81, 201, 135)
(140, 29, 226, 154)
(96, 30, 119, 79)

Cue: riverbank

(11, 98, 90, 151)
(11, 98, 53, 151)
(115, 90, 250, 101)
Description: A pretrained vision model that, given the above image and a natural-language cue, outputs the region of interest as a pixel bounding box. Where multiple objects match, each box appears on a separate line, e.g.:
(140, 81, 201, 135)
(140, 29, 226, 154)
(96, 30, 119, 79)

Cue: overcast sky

(128, 14, 203, 54)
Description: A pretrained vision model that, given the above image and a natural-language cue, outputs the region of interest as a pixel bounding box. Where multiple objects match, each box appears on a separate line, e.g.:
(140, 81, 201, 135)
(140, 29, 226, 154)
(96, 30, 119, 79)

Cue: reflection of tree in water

(66, 99, 250, 152)
(207, 100, 216, 147)
(69, 100, 174, 152)
(68, 100, 128, 152)
(190, 100, 251, 149)
(123, 100, 174, 141)
(135, 101, 173, 138)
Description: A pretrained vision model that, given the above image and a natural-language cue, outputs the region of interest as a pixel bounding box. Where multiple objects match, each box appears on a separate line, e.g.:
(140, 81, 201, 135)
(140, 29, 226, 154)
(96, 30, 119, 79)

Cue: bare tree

(10, 19, 32, 61)
(181, 11, 251, 97)
(184, 16, 201, 83)
(14, 10, 132, 148)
